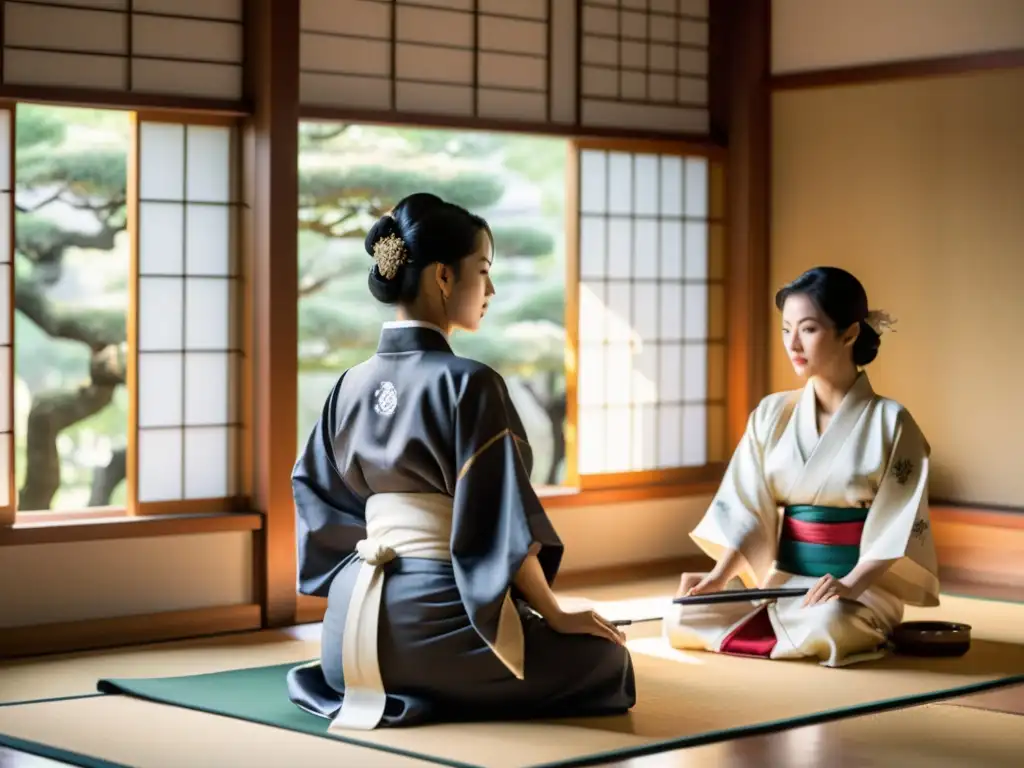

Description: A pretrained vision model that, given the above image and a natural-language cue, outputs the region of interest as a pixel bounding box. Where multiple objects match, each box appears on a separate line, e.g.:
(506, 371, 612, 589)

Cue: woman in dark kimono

(288, 193, 636, 731)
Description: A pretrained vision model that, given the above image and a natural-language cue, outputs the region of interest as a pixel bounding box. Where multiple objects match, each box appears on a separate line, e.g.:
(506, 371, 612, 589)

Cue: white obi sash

(329, 492, 525, 732)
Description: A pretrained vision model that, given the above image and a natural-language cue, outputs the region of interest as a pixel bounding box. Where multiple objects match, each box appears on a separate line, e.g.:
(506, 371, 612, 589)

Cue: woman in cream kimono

(664, 266, 939, 667)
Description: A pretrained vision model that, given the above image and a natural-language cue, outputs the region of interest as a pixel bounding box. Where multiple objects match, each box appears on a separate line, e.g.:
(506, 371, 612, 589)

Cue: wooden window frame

(563, 136, 730, 495)
(0, 115, 754, 540)
(127, 110, 250, 518)
(0, 104, 256, 544)
(0, 101, 13, 530)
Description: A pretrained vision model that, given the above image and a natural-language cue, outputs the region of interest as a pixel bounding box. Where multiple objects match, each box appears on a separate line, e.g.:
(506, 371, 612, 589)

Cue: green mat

(101, 663, 320, 735)
(0, 669, 448, 768)
(95, 663, 477, 768)
(88, 662, 1024, 768)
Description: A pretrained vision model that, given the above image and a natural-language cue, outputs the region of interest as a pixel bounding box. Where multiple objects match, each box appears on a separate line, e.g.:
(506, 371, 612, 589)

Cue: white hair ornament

(864, 310, 896, 335)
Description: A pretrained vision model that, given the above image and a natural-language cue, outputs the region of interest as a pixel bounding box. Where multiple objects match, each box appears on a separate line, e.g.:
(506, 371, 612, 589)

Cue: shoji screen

(130, 116, 244, 513)
(572, 141, 726, 485)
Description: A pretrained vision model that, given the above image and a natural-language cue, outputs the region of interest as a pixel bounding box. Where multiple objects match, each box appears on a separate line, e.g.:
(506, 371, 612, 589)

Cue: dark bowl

(891, 621, 972, 657)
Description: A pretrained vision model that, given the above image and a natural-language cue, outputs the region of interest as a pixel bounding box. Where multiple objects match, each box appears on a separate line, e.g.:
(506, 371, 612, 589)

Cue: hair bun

(853, 319, 881, 367)
(364, 214, 410, 282)
(363, 192, 489, 307)
(364, 214, 400, 257)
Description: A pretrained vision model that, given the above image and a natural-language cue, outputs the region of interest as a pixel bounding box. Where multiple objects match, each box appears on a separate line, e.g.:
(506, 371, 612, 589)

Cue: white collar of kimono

(795, 370, 875, 458)
(783, 370, 877, 503)
(382, 320, 450, 342)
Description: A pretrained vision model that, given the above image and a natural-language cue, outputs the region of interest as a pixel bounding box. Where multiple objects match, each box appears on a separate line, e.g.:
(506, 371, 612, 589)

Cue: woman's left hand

(802, 574, 854, 607)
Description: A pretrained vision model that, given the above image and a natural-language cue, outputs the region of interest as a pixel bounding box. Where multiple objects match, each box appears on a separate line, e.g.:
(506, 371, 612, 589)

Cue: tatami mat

(0, 695, 437, 768)
(6, 687, 1022, 768)
(618, 705, 1024, 767)
(2, 581, 1024, 768)
(3, 593, 1023, 768)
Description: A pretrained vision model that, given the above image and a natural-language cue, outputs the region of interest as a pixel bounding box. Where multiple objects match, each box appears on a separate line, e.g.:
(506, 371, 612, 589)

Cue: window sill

(0, 511, 263, 546)
(0, 477, 720, 546)
(535, 478, 719, 508)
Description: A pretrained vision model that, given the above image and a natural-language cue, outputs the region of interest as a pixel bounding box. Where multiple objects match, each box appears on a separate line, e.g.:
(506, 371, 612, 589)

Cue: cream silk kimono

(664, 372, 940, 667)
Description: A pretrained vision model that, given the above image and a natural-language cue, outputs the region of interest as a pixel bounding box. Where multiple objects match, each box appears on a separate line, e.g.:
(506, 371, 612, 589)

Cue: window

(130, 115, 244, 514)
(570, 142, 727, 489)
(295, 125, 726, 492)
(0, 104, 245, 522)
(296, 123, 569, 485)
(13, 104, 130, 514)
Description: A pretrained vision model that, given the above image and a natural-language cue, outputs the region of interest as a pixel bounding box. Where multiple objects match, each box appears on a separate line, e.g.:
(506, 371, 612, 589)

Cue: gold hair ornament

(373, 232, 408, 280)
(864, 310, 896, 335)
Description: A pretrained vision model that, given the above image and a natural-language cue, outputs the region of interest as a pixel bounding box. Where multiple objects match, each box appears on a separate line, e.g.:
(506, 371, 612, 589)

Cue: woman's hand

(802, 574, 854, 607)
(674, 549, 747, 599)
(547, 609, 626, 645)
(675, 571, 729, 598)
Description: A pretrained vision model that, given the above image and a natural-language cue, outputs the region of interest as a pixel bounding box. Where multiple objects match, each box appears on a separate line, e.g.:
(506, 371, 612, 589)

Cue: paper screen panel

(0, 108, 11, 519)
(134, 119, 242, 508)
(2, 0, 243, 100)
(576, 146, 725, 475)
(579, 0, 708, 133)
(300, 0, 556, 123)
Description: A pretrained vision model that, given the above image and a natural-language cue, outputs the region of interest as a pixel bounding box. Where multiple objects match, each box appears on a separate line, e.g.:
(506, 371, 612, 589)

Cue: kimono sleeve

(860, 408, 940, 607)
(292, 373, 368, 598)
(689, 393, 792, 587)
(449, 367, 564, 679)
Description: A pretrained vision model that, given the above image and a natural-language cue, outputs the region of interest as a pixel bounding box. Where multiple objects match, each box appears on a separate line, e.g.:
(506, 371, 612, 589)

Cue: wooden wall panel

(2, 0, 244, 101)
(772, 0, 1024, 75)
(299, 0, 710, 136)
(771, 69, 1024, 507)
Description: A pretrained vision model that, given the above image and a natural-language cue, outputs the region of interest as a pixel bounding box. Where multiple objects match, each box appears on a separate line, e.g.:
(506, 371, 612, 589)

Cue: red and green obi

(775, 505, 869, 578)
(718, 505, 869, 659)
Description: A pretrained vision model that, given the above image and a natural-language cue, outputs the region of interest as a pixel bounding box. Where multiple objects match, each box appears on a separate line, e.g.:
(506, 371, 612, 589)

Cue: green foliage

(391, 129, 506, 159)
(298, 294, 380, 349)
(16, 213, 76, 259)
(16, 104, 66, 149)
(299, 123, 506, 160)
(296, 123, 569, 484)
(299, 165, 504, 216)
(17, 147, 127, 199)
(494, 279, 565, 326)
(14, 307, 89, 385)
(13, 104, 130, 510)
(491, 225, 554, 258)
(450, 325, 564, 376)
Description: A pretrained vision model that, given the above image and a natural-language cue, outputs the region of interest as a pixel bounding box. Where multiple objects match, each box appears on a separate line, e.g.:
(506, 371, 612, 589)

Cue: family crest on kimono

(665, 266, 940, 667)
(287, 193, 636, 731)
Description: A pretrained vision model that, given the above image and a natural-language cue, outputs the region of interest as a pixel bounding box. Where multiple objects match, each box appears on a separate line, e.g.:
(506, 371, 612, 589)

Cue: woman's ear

(841, 321, 860, 348)
(434, 263, 452, 297)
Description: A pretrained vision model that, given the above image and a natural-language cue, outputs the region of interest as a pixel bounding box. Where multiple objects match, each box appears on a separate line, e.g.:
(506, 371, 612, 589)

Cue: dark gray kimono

(287, 322, 636, 727)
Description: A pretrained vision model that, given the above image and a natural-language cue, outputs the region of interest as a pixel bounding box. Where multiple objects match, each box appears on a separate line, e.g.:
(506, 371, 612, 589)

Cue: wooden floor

(2, 576, 1022, 767)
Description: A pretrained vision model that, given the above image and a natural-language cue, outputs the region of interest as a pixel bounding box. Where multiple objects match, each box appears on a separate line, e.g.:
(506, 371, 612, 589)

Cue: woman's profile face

(440, 230, 495, 333)
(781, 293, 856, 379)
